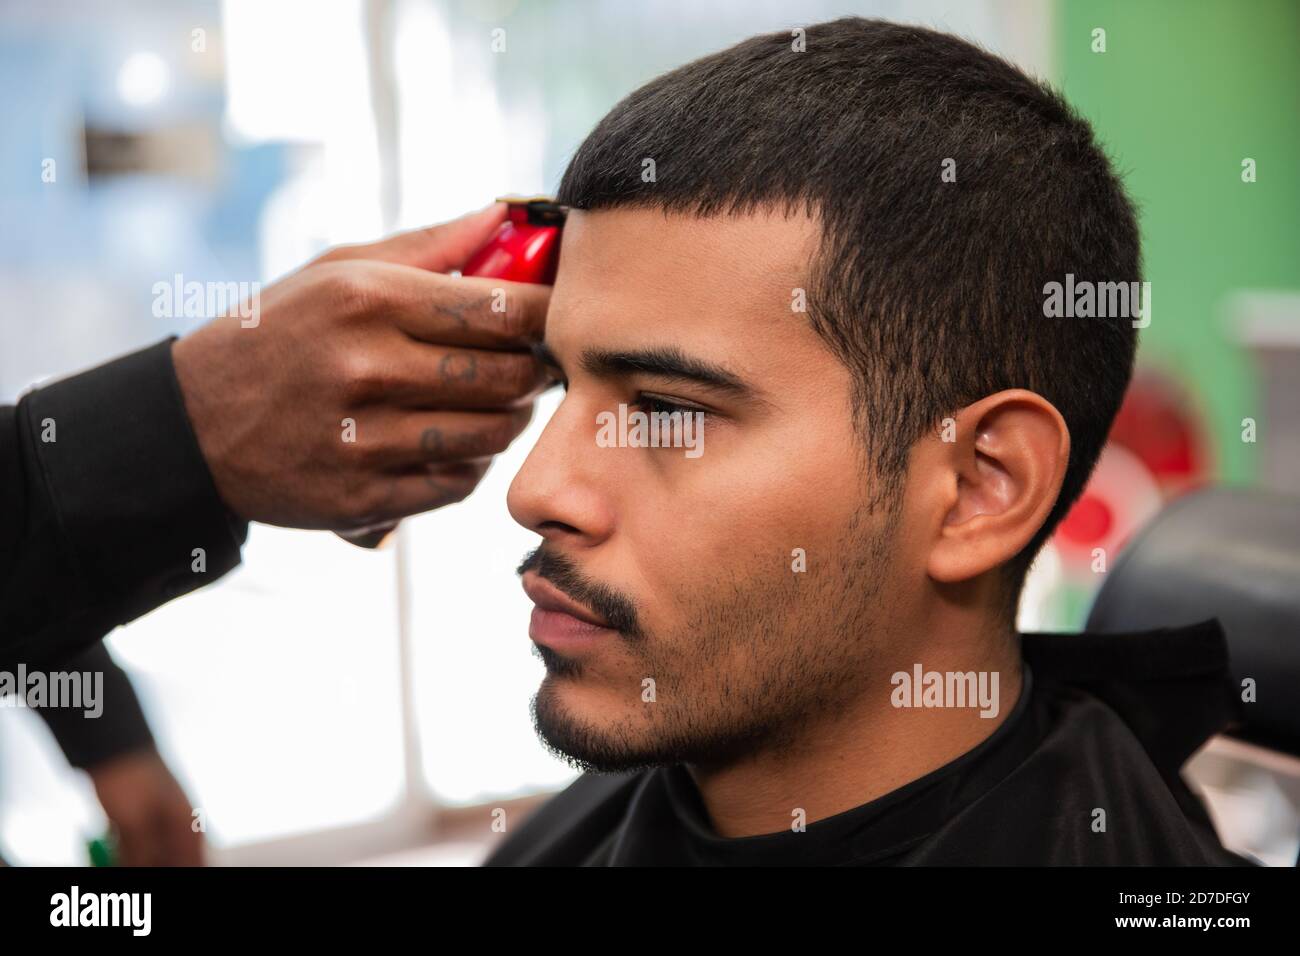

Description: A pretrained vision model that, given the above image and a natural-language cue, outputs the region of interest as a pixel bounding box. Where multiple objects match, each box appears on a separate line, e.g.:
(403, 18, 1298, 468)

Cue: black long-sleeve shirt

(0, 338, 247, 669)
(1, 339, 245, 778)
(28, 640, 156, 770)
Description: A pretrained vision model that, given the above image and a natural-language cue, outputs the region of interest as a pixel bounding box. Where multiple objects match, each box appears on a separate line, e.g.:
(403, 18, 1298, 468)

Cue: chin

(530, 683, 664, 774)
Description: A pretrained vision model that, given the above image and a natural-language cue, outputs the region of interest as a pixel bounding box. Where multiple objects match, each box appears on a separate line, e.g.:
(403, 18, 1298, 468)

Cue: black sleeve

(0, 338, 248, 667)
(30, 640, 156, 770)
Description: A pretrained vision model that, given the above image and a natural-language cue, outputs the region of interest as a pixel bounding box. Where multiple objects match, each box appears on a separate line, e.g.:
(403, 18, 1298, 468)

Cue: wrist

(171, 331, 247, 525)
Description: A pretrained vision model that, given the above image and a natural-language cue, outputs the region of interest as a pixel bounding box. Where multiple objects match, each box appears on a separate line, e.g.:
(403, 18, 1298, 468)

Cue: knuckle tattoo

(432, 293, 472, 329)
(439, 351, 479, 384)
(420, 425, 445, 460)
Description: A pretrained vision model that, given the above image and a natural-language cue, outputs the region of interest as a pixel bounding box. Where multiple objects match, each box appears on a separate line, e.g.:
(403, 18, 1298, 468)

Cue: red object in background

(1060, 494, 1113, 544)
(1054, 371, 1209, 563)
(463, 197, 565, 284)
(1106, 370, 1207, 491)
(1056, 443, 1163, 560)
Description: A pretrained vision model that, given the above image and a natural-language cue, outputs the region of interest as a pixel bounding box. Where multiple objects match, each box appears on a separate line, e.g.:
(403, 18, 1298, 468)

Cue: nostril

(539, 519, 583, 536)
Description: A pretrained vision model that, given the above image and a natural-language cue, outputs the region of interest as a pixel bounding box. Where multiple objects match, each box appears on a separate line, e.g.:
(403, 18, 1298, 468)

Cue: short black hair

(558, 17, 1141, 598)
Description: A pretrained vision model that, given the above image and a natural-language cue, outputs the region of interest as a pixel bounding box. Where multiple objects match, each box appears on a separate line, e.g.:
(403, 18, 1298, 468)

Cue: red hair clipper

(340, 197, 566, 548)
(462, 196, 565, 283)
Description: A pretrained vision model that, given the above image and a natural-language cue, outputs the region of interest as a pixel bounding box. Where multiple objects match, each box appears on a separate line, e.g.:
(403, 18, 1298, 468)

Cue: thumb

(330, 202, 508, 272)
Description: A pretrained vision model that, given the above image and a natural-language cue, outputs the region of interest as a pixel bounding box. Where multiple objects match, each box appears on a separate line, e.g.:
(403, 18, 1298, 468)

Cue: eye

(631, 392, 707, 419)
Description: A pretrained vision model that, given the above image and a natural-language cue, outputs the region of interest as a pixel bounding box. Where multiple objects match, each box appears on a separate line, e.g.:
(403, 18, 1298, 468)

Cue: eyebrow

(533, 342, 758, 400)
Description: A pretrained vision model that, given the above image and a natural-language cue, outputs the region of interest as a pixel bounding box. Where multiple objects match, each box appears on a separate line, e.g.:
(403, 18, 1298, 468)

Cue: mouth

(521, 570, 616, 651)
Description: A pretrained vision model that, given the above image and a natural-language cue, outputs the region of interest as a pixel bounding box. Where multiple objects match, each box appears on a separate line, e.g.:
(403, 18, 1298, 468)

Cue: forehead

(546, 207, 829, 380)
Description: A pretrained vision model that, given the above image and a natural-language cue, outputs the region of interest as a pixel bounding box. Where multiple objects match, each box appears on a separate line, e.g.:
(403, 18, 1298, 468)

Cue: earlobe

(927, 390, 1070, 584)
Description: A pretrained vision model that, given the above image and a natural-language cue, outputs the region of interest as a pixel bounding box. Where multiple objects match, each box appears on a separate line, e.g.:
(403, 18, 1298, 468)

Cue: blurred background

(0, 0, 1296, 865)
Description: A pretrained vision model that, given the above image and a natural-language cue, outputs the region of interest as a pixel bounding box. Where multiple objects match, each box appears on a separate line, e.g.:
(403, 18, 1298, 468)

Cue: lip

(522, 571, 616, 651)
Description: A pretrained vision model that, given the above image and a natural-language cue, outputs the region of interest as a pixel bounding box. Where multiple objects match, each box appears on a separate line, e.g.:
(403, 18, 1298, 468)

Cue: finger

(366, 460, 493, 524)
(321, 203, 507, 271)
(388, 271, 552, 348)
(380, 345, 551, 409)
(112, 825, 145, 867)
(362, 406, 535, 469)
(168, 819, 205, 866)
(337, 524, 398, 549)
(415, 407, 536, 464)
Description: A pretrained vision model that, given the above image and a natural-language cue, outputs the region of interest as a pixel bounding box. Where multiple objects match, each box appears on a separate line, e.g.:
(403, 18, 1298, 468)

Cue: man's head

(508, 17, 1140, 773)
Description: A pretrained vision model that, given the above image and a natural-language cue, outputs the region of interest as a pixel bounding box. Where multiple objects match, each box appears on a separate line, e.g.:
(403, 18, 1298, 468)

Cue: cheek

(614, 429, 870, 630)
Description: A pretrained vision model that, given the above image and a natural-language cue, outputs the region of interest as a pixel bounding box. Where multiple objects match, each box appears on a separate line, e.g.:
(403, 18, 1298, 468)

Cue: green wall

(1057, 0, 1300, 482)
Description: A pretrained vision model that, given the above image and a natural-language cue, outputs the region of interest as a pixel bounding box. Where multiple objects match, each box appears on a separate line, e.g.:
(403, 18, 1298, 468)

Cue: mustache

(516, 546, 643, 638)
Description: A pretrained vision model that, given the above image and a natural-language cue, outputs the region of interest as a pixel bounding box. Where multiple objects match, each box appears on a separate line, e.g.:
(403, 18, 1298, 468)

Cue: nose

(507, 393, 616, 549)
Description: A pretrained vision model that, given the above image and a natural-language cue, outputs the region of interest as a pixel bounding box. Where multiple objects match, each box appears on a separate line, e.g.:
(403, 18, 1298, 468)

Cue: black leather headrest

(1085, 487, 1300, 756)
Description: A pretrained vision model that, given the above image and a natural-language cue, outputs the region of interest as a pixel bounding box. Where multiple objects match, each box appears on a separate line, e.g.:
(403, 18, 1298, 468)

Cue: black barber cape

(486, 620, 1251, 866)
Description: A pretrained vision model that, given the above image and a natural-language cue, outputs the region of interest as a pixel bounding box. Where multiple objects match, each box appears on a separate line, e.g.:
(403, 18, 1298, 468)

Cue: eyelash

(631, 393, 708, 419)
(548, 379, 711, 436)
(550, 379, 706, 418)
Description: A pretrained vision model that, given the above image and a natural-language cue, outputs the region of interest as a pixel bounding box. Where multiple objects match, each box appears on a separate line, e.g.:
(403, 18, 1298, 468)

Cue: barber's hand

(172, 204, 551, 534)
(89, 749, 204, 867)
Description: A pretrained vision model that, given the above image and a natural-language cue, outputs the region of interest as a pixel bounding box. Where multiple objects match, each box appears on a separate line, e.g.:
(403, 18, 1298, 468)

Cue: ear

(922, 390, 1071, 584)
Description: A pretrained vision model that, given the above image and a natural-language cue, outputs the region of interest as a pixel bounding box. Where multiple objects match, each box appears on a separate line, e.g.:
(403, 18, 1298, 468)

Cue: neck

(686, 617, 1024, 839)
